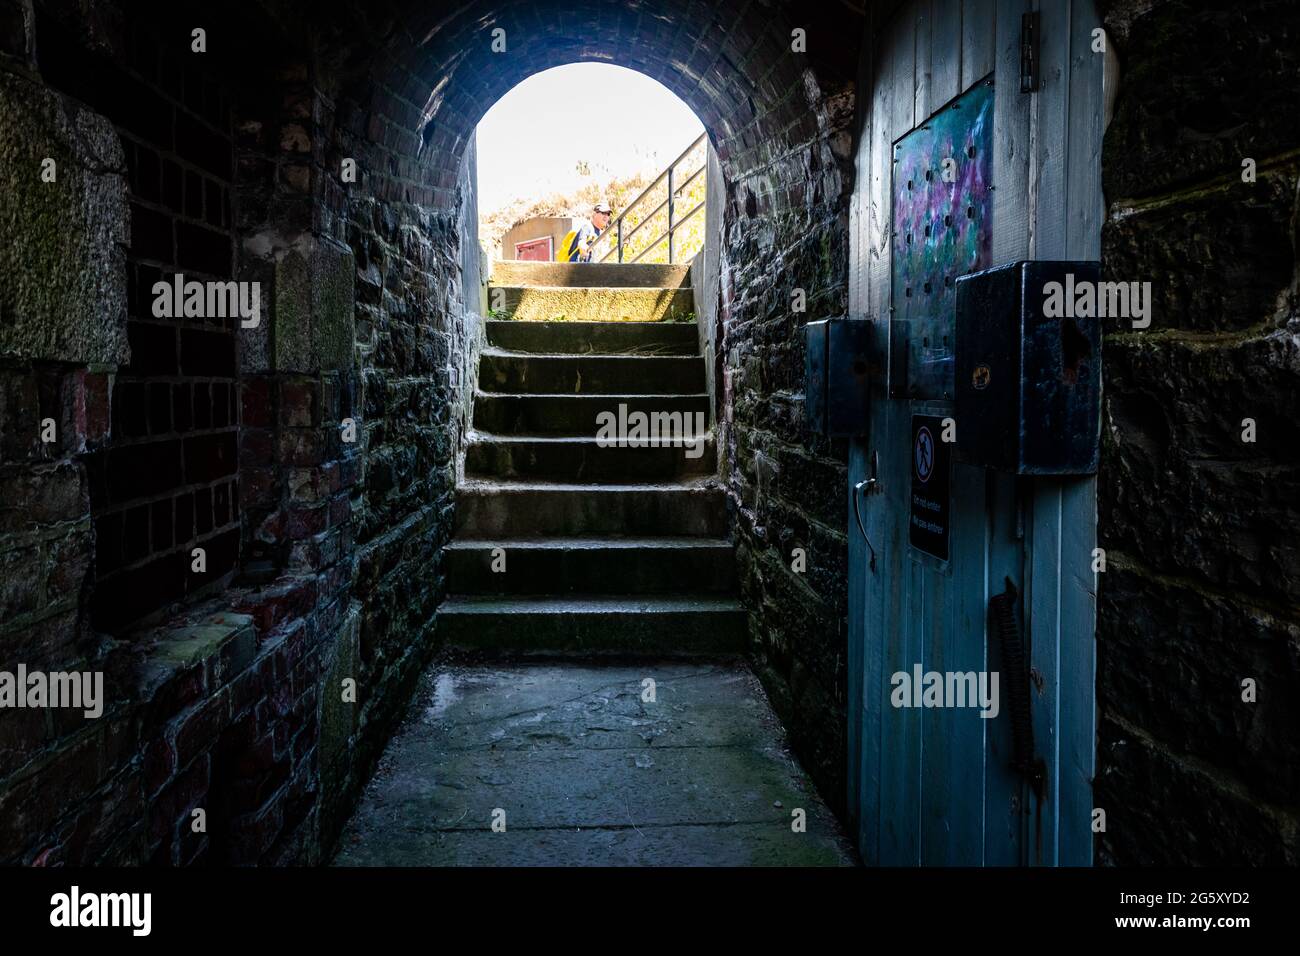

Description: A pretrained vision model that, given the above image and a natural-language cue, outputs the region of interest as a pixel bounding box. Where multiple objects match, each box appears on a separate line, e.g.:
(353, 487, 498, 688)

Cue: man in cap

(559, 201, 613, 262)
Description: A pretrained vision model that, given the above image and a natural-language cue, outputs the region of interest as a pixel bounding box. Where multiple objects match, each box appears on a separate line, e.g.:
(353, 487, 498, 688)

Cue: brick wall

(1095, 0, 1300, 865)
(38, 13, 241, 632)
(0, 0, 476, 864)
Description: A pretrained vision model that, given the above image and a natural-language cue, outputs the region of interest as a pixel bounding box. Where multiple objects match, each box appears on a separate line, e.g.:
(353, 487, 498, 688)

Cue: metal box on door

(804, 318, 873, 437)
(954, 260, 1102, 475)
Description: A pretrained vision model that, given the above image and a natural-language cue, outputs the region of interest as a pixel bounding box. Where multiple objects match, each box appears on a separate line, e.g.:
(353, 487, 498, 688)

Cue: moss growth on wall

(0, 71, 127, 365)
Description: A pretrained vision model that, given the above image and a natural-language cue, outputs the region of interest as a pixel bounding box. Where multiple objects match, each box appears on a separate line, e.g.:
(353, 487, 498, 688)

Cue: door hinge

(1020, 11, 1040, 93)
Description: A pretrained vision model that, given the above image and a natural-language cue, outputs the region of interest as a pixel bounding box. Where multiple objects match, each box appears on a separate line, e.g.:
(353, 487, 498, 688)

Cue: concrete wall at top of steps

(489, 260, 691, 288)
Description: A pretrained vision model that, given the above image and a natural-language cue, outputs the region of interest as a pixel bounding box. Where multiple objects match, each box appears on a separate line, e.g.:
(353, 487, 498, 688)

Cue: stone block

(1098, 564, 1300, 804)
(1095, 715, 1298, 865)
(0, 71, 127, 365)
(273, 237, 356, 374)
(1102, 164, 1298, 334)
(1102, 0, 1300, 199)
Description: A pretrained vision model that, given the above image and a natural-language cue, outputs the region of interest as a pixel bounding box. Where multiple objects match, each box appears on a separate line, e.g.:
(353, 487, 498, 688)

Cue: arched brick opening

(318, 0, 863, 815)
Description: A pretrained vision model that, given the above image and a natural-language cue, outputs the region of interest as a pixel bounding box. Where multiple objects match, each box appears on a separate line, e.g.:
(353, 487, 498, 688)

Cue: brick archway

(319, 0, 863, 816)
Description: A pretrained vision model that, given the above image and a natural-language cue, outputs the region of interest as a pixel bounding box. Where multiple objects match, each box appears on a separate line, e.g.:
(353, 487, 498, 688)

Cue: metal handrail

(593, 132, 707, 265)
(629, 199, 705, 263)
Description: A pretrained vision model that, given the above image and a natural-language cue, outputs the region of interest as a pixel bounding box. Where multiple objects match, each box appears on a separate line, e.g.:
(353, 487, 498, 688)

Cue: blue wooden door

(845, 0, 1109, 866)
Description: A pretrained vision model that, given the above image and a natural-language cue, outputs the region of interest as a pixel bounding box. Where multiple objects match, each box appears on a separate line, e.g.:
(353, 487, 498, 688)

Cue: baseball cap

(593, 201, 612, 213)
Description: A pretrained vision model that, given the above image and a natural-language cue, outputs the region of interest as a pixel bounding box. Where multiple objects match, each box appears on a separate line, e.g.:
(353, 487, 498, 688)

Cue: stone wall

(0, 0, 481, 864)
(340, 0, 863, 816)
(1, 0, 863, 864)
(720, 85, 857, 816)
(1095, 0, 1300, 865)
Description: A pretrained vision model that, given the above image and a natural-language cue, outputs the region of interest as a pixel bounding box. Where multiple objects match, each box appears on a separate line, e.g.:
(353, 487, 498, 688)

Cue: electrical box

(954, 260, 1102, 475)
(805, 318, 873, 437)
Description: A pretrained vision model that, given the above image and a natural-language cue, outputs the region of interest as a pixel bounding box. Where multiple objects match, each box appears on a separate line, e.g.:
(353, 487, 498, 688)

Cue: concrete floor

(333, 659, 857, 866)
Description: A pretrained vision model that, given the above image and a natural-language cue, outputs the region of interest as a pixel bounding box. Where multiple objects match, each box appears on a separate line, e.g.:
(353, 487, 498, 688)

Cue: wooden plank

(866, 18, 893, 322)
(854, 6, 900, 864)
(914, 2, 931, 127)
(876, 6, 922, 865)
(914, 0, 974, 860)
(1026, 483, 1063, 865)
(846, 12, 882, 850)
(1058, 477, 1097, 865)
(862, 395, 900, 862)
(1057, 0, 1105, 868)
(990, 0, 1033, 267)
(1031, 0, 1072, 260)
(981, 0, 1035, 867)
(920, 546, 961, 868)
(875, 400, 916, 864)
(1022, 0, 1075, 868)
(929, 0, 964, 112)
(982, 471, 1026, 864)
(939, 456, 993, 865)
(846, 438, 866, 845)
(1065, 0, 1105, 261)
(961, 0, 997, 89)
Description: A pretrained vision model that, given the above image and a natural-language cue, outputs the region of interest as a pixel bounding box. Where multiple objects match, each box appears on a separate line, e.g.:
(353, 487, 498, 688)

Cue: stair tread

(475, 391, 709, 398)
(487, 262, 691, 289)
(440, 594, 745, 613)
(457, 478, 720, 491)
(490, 285, 688, 293)
(480, 347, 699, 359)
(447, 536, 733, 550)
(467, 431, 713, 443)
(486, 318, 692, 327)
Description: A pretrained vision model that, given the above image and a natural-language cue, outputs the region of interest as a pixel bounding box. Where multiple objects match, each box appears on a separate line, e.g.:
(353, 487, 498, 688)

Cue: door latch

(852, 452, 879, 572)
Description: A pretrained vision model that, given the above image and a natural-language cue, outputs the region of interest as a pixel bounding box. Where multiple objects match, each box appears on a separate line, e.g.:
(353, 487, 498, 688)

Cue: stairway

(439, 261, 746, 654)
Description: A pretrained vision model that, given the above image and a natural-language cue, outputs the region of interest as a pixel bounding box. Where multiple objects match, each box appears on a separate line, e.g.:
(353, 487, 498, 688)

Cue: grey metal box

(804, 318, 873, 437)
(954, 260, 1102, 474)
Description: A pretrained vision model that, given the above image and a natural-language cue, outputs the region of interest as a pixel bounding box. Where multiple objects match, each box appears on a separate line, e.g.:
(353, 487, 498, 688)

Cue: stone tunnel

(0, 0, 1298, 873)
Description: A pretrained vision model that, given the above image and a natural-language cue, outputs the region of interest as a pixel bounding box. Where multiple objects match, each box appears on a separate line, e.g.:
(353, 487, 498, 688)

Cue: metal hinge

(1020, 12, 1040, 93)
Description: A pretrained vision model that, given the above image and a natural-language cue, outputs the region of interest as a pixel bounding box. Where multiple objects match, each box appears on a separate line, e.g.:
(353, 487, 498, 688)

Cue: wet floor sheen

(333, 659, 857, 866)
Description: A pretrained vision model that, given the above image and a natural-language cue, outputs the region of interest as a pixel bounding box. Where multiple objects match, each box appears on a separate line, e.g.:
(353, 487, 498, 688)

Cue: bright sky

(476, 63, 704, 214)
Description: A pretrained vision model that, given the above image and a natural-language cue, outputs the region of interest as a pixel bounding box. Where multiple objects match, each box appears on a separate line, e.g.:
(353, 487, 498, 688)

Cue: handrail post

(667, 163, 675, 264)
(594, 132, 705, 266)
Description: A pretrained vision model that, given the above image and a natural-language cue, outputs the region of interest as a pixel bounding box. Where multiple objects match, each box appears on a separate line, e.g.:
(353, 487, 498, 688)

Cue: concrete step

(465, 434, 715, 482)
(446, 537, 737, 595)
(485, 319, 698, 355)
(491, 285, 694, 322)
(454, 481, 731, 537)
(473, 392, 710, 436)
(489, 260, 691, 289)
(437, 594, 747, 655)
(478, 350, 705, 394)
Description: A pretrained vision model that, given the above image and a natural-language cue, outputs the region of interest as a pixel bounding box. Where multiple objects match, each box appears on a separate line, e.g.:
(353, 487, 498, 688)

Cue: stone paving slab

(333, 661, 856, 867)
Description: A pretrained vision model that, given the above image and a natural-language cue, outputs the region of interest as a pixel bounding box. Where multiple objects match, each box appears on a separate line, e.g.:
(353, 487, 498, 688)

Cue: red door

(514, 237, 552, 261)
